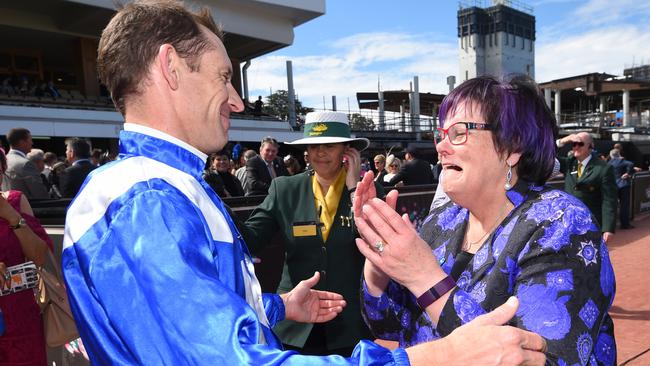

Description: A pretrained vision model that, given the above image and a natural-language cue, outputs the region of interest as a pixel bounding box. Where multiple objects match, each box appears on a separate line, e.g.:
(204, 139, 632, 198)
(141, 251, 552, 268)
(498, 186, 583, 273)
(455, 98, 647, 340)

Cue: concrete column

(544, 88, 552, 109)
(599, 96, 607, 126)
(554, 89, 562, 123)
(622, 89, 630, 126)
(286, 61, 296, 128)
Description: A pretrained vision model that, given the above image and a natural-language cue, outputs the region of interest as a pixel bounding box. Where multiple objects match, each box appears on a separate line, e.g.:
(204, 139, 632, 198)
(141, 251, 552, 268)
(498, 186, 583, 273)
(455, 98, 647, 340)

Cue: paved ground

(608, 213, 650, 365)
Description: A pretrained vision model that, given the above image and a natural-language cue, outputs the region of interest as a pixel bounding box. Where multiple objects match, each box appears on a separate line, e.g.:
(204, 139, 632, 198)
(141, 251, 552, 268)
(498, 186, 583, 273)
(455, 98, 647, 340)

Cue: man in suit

(2, 128, 49, 199)
(245, 136, 288, 196)
(557, 132, 617, 242)
(608, 148, 635, 229)
(387, 144, 434, 186)
(59, 137, 96, 198)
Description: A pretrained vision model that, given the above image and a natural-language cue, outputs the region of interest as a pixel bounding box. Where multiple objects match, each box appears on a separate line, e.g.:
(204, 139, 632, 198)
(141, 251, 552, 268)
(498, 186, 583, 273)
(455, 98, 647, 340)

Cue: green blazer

(241, 171, 384, 350)
(560, 156, 617, 233)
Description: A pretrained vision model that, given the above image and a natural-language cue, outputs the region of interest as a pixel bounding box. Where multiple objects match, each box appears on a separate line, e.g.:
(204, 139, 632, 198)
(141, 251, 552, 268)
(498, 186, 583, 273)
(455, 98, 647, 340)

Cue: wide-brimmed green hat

(286, 111, 370, 151)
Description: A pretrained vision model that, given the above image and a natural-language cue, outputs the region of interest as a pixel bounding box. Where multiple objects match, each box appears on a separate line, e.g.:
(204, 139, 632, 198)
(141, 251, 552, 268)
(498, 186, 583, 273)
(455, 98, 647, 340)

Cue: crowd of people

(2, 0, 648, 365)
(0, 128, 115, 201)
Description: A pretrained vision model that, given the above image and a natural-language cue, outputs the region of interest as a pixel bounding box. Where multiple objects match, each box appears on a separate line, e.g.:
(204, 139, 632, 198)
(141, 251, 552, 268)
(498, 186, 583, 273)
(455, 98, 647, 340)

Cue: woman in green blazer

(241, 111, 384, 356)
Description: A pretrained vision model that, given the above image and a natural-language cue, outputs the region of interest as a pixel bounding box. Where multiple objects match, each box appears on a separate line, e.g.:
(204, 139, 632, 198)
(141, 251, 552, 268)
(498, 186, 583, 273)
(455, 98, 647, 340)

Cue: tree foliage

(262, 90, 313, 121)
(349, 113, 375, 131)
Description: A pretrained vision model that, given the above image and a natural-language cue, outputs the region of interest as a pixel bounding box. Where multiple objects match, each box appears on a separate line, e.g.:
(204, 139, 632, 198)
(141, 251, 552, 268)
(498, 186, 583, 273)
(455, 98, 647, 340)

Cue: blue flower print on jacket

(501, 256, 521, 294)
(576, 332, 594, 365)
(453, 291, 486, 324)
(492, 216, 518, 260)
(473, 244, 489, 272)
(436, 205, 467, 231)
(600, 243, 615, 299)
(579, 299, 600, 330)
(517, 282, 571, 340)
(361, 183, 615, 365)
(547, 269, 573, 292)
(595, 332, 616, 365)
(577, 240, 599, 267)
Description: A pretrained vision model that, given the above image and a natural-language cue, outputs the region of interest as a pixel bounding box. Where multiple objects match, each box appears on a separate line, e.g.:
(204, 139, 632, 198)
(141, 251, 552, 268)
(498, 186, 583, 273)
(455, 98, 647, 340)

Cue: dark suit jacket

(3, 150, 49, 199)
(244, 155, 288, 196)
(388, 158, 434, 185)
(560, 156, 617, 233)
(240, 171, 384, 350)
(608, 158, 634, 188)
(59, 160, 96, 198)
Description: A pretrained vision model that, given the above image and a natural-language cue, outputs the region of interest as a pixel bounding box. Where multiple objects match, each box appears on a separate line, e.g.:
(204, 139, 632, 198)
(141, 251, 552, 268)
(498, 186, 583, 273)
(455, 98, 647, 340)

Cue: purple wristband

(415, 275, 456, 309)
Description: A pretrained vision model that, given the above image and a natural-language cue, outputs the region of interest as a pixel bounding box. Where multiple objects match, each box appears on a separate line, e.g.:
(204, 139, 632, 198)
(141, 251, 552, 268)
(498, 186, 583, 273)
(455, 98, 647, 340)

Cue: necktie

(267, 162, 277, 179)
(577, 162, 583, 178)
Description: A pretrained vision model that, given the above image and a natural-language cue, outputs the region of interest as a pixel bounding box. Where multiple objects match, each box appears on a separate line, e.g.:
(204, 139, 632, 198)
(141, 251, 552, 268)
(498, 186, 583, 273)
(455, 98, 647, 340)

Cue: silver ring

(374, 240, 385, 254)
(3, 272, 10, 281)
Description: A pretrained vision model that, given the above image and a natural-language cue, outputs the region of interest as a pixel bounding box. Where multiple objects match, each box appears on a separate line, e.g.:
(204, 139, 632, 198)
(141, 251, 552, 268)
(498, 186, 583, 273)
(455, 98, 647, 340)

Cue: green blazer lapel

(578, 161, 596, 182)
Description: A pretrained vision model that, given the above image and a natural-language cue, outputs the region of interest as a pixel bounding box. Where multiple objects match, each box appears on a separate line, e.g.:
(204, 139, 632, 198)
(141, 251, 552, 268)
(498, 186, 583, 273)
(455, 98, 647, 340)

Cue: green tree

(262, 90, 313, 121)
(349, 113, 375, 131)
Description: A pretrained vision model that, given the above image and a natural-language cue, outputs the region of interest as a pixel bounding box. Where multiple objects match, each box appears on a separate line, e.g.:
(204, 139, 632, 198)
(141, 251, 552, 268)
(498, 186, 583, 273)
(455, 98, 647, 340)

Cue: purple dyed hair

(438, 75, 558, 185)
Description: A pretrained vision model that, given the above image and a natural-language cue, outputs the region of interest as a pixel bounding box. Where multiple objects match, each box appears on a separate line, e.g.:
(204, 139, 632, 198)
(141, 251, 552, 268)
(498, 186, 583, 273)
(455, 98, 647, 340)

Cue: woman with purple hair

(353, 75, 616, 365)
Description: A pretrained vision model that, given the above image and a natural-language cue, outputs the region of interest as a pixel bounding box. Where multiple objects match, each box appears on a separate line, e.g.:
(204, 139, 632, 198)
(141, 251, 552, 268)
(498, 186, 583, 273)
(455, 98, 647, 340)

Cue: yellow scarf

(312, 168, 346, 242)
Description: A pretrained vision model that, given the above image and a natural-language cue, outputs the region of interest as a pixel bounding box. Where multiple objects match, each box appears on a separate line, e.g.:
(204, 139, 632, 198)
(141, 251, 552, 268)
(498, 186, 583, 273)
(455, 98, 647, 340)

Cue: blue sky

(246, 0, 650, 111)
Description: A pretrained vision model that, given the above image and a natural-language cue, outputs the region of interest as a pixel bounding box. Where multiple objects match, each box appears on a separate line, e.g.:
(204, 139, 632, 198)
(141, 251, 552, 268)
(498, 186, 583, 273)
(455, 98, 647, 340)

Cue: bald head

(572, 132, 594, 161)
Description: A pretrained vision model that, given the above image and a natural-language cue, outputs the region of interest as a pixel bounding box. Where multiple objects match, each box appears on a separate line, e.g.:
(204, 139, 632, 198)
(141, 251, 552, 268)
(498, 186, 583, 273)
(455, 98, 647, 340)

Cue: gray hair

(27, 148, 45, 162)
(609, 149, 621, 160)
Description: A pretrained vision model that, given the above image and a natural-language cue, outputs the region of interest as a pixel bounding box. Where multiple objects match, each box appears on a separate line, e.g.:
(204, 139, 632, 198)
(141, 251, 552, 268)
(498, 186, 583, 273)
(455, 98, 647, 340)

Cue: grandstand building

(0, 0, 324, 154)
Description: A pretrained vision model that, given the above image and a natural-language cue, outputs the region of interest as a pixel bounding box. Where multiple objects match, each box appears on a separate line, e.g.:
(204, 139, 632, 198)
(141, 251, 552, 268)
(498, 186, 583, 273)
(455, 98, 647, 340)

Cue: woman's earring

(504, 163, 513, 191)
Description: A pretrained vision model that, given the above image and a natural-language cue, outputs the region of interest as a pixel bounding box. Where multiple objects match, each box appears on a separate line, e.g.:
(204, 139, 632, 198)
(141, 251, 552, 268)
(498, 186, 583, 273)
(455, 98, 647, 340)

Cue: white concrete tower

(458, 0, 535, 81)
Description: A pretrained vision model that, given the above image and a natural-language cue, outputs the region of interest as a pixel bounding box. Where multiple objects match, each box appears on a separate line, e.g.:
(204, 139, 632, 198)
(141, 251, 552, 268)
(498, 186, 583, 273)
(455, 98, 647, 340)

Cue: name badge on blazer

(292, 221, 318, 237)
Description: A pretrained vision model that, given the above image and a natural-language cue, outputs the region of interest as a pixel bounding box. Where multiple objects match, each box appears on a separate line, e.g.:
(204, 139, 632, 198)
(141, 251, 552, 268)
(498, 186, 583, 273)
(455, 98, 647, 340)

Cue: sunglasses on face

(572, 141, 585, 147)
(434, 122, 492, 145)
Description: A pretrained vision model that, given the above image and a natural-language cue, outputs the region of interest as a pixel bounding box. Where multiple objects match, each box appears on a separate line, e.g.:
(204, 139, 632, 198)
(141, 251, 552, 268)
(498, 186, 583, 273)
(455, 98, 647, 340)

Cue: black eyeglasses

(572, 141, 585, 147)
(434, 122, 492, 145)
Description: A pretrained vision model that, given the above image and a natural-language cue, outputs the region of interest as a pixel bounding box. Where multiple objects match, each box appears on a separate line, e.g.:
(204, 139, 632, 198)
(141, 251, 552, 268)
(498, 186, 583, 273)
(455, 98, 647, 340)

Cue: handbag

(37, 250, 80, 347)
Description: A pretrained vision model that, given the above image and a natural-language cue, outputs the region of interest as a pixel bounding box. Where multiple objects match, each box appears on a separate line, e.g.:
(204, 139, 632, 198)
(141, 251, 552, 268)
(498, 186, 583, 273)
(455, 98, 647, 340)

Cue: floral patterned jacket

(361, 180, 616, 366)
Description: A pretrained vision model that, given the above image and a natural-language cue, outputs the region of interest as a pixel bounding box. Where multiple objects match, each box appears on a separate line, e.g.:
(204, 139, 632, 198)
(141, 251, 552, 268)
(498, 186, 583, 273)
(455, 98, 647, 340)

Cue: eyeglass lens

(435, 123, 468, 145)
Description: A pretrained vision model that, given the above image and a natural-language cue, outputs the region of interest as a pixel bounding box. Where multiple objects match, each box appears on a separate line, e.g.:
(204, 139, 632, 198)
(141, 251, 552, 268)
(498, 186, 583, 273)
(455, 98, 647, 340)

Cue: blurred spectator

(373, 154, 387, 183)
(2, 128, 49, 199)
(303, 150, 311, 170)
(26, 149, 51, 193)
(59, 138, 96, 198)
(283, 155, 303, 176)
(608, 148, 635, 229)
(203, 151, 244, 198)
(98, 150, 116, 166)
(0, 77, 13, 94)
(42, 152, 58, 179)
(245, 136, 288, 196)
(45, 81, 61, 98)
(383, 155, 401, 184)
(253, 95, 263, 117)
(48, 162, 67, 199)
(235, 149, 257, 192)
(91, 148, 103, 166)
(387, 144, 434, 186)
(360, 157, 371, 178)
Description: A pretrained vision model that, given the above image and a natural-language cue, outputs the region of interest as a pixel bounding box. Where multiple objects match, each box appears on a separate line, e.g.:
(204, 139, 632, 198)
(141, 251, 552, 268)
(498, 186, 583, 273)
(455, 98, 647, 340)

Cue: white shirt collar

(9, 149, 26, 158)
(123, 123, 208, 162)
(578, 154, 592, 167)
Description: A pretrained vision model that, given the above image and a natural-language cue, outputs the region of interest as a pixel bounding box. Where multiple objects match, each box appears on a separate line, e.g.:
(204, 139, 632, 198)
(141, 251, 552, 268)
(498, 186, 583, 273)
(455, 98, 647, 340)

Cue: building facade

(458, 0, 535, 81)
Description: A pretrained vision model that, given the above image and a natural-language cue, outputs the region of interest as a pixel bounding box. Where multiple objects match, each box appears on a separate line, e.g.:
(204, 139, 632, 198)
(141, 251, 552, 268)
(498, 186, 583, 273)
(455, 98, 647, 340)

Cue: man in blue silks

(61, 1, 547, 365)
